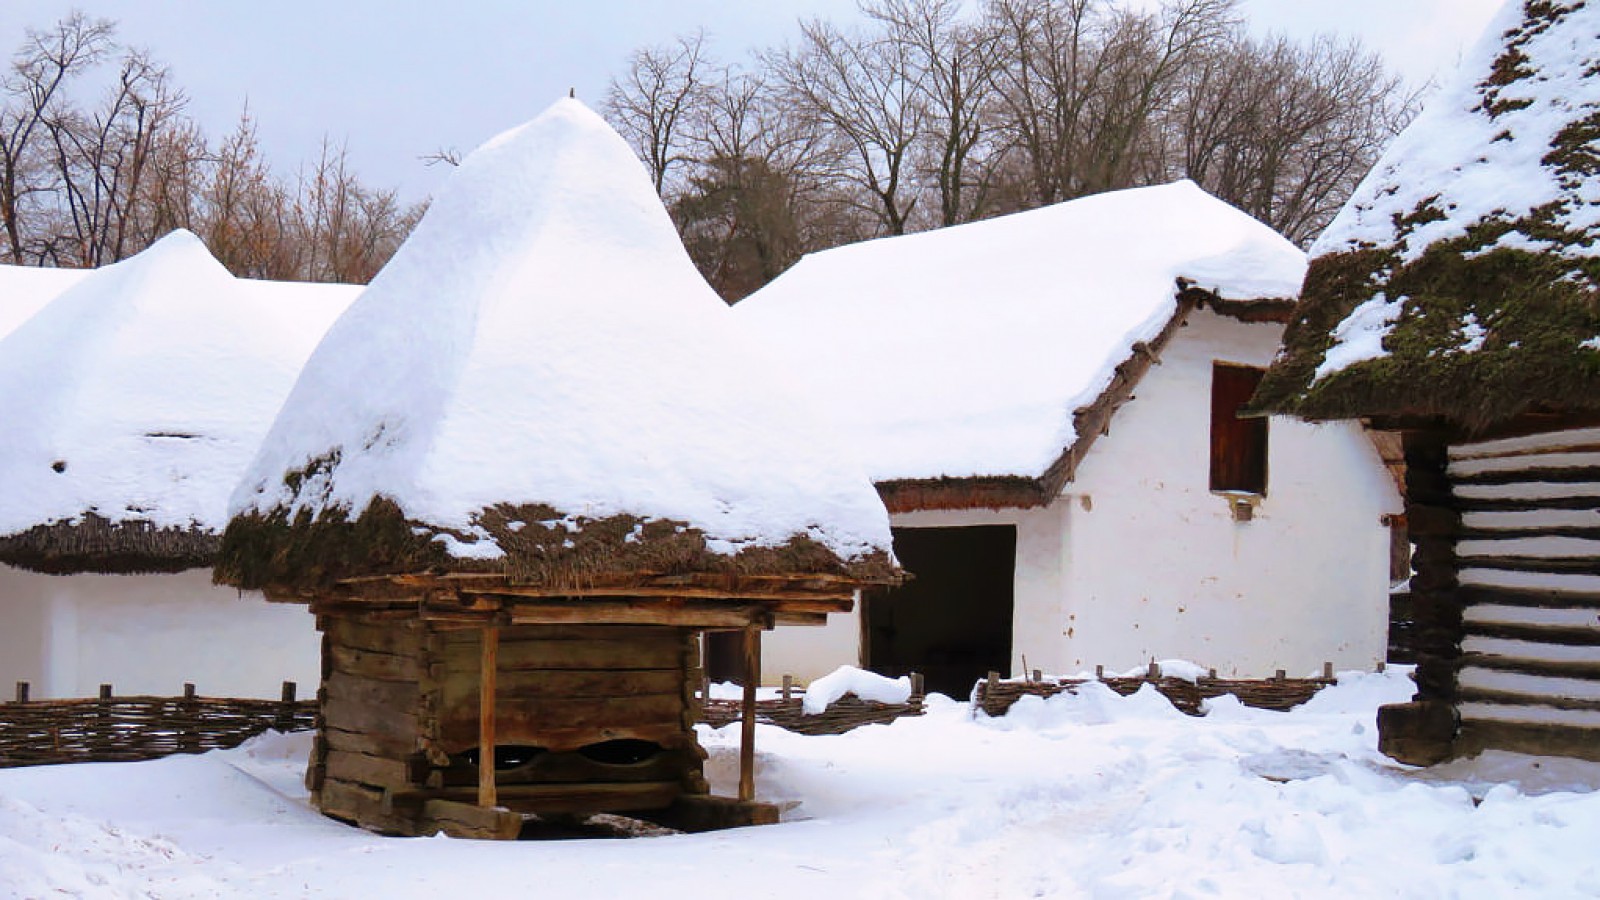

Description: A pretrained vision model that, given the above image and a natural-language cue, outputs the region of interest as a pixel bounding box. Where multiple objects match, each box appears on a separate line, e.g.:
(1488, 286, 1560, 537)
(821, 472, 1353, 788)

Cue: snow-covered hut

(0, 263, 87, 339)
(736, 181, 1402, 695)
(0, 232, 357, 699)
(214, 99, 895, 838)
(1251, 0, 1600, 764)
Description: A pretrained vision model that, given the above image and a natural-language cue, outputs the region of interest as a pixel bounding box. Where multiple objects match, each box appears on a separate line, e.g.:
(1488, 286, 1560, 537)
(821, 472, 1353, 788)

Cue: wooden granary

(1251, 1, 1600, 764)
(213, 99, 895, 837)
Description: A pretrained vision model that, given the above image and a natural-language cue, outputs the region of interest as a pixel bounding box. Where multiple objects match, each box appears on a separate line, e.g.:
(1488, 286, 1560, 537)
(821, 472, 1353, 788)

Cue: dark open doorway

(865, 525, 1015, 698)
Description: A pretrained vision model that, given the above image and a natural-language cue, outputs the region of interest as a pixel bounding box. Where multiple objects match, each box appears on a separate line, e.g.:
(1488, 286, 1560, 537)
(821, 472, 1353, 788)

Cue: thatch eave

(0, 512, 217, 575)
(214, 496, 898, 595)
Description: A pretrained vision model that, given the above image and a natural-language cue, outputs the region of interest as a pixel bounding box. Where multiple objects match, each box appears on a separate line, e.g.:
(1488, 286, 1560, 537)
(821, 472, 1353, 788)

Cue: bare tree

(0, 13, 114, 263)
(604, 32, 711, 196)
(771, 17, 927, 235)
(872, 0, 1002, 227)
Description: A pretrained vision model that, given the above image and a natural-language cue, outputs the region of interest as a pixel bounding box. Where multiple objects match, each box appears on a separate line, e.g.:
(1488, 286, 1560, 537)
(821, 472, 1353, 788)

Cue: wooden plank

(420, 799, 522, 840)
(1462, 653, 1600, 681)
(1457, 555, 1600, 574)
(318, 777, 418, 836)
(441, 638, 683, 673)
(1456, 495, 1600, 512)
(396, 780, 682, 816)
(1464, 620, 1600, 646)
(325, 749, 415, 789)
(480, 625, 498, 809)
(325, 617, 423, 656)
(1457, 719, 1600, 762)
(325, 671, 420, 711)
(1455, 466, 1600, 486)
(329, 644, 421, 682)
(323, 723, 417, 760)
(438, 694, 686, 746)
(440, 599, 775, 629)
(440, 624, 678, 645)
(1458, 688, 1600, 713)
(435, 717, 691, 752)
(1459, 585, 1600, 609)
(322, 695, 418, 742)
(447, 668, 683, 700)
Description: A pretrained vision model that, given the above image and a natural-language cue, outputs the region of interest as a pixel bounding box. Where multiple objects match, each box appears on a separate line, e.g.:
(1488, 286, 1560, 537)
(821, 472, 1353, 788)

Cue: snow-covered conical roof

(734, 180, 1306, 489)
(0, 230, 358, 572)
(221, 99, 893, 590)
(1254, 0, 1600, 428)
(0, 263, 88, 340)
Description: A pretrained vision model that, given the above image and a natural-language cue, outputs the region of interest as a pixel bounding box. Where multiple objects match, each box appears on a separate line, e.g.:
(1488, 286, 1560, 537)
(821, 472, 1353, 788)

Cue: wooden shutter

(1210, 363, 1268, 494)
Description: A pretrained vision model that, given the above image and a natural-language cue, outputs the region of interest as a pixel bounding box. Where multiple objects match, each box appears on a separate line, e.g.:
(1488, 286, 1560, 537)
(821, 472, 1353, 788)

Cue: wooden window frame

(1209, 361, 1269, 497)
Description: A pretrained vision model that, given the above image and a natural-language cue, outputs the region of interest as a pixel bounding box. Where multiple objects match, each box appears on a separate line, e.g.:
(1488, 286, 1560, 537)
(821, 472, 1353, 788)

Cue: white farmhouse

(736, 181, 1402, 694)
(0, 232, 357, 699)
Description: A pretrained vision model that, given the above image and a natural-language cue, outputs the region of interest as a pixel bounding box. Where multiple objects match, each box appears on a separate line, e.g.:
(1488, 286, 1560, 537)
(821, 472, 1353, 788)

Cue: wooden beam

(739, 622, 761, 802)
(479, 623, 498, 809)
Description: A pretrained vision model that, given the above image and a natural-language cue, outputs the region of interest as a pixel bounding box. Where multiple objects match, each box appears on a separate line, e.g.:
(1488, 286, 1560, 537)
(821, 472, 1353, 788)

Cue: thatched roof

(1252, 1, 1600, 432)
(0, 232, 358, 574)
(217, 100, 895, 593)
(734, 181, 1305, 510)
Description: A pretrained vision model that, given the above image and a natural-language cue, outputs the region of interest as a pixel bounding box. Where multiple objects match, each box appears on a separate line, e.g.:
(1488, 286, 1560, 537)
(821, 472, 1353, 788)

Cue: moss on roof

(1253, 0, 1600, 430)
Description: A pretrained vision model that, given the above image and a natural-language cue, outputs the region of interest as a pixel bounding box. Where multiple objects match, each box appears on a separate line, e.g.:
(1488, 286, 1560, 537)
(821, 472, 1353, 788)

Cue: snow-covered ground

(3, 668, 1599, 899)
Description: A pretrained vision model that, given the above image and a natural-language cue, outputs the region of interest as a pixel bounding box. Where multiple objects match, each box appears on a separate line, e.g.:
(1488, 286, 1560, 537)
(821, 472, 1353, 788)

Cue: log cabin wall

(311, 614, 425, 832)
(308, 614, 709, 835)
(1446, 425, 1600, 760)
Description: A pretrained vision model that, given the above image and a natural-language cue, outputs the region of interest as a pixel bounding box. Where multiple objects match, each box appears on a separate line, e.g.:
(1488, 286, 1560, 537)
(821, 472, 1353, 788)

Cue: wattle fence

(0, 681, 315, 769)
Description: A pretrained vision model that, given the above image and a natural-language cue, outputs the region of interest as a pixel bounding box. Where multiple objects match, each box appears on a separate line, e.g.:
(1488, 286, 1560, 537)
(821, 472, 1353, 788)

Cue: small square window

(1210, 362, 1268, 495)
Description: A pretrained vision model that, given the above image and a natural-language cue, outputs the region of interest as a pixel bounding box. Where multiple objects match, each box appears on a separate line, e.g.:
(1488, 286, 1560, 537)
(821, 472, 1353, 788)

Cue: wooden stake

(13, 682, 27, 703)
(479, 624, 499, 808)
(739, 622, 761, 802)
(1323, 662, 1334, 681)
(910, 672, 925, 698)
(99, 684, 113, 700)
(781, 674, 793, 703)
(183, 682, 196, 700)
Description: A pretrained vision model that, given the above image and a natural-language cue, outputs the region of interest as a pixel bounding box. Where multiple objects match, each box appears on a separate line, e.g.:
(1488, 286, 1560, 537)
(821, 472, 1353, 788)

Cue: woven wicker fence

(0, 684, 316, 769)
(700, 694, 926, 735)
(974, 669, 1335, 718)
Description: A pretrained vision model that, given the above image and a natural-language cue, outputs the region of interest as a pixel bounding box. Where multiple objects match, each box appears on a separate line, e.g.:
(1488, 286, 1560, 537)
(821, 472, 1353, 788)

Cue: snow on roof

(0, 264, 88, 339)
(229, 98, 892, 569)
(734, 180, 1306, 484)
(1313, 0, 1598, 265)
(1253, 0, 1600, 427)
(0, 231, 359, 542)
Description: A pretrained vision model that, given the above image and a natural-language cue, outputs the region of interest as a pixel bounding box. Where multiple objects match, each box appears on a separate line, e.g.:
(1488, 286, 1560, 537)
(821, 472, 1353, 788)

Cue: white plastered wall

(1059, 310, 1401, 676)
(760, 309, 1401, 686)
(0, 565, 320, 699)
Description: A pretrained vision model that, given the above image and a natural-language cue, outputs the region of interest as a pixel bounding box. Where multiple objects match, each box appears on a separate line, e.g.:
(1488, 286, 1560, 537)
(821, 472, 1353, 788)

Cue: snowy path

(2, 670, 1598, 899)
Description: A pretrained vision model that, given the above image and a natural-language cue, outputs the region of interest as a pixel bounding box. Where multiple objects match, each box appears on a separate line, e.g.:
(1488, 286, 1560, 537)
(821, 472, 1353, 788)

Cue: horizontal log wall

(0, 692, 315, 768)
(1446, 425, 1600, 759)
(315, 615, 423, 828)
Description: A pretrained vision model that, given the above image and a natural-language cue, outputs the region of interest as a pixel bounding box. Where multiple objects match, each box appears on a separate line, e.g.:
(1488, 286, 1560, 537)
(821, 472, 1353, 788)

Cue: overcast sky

(0, 1, 1505, 204)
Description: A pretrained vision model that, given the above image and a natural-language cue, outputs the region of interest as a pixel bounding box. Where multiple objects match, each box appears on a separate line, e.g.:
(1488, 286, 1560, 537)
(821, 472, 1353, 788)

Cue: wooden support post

(781, 674, 793, 703)
(1147, 661, 1161, 681)
(1323, 662, 1334, 681)
(99, 684, 112, 700)
(180, 683, 199, 753)
(277, 681, 297, 731)
(1095, 665, 1104, 680)
(1207, 668, 1218, 680)
(1274, 669, 1287, 682)
(739, 622, 761, 802)
(700, 632, 711, 700)
(479, 624, 499, 809)
(910, 672, 925, 699)
(13, 682, 27, 703)
(183, 682, 196, 700)
(1032, 668, 1043, 683)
